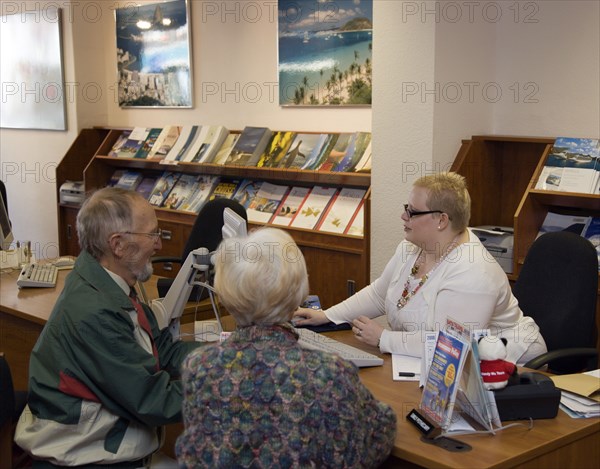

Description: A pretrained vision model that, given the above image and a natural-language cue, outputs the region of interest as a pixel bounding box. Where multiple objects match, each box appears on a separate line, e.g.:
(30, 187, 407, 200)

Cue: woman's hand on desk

(352, 316, 384, 348)
(292, 307, 329, 326)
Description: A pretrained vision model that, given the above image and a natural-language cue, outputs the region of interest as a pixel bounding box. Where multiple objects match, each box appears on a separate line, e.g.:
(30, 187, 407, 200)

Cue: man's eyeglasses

(122, 228, 163, 239)
(403, 204, 443, 218)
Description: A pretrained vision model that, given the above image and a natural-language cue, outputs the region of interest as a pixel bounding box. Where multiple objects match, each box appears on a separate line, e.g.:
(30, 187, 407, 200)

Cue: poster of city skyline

(115, 0, 192, 108)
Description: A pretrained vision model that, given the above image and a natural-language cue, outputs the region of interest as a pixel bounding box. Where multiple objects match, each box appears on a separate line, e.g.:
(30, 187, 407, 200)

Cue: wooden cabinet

(451, 135, 600, 350)
(59, 206, 80, 255)
(56, 128, 112, 254)
(56, 128, 371, 309)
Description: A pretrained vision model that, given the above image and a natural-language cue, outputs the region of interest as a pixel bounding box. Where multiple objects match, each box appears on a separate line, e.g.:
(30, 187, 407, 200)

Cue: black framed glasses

(403, 204, 443, 218)
(122, 228, 163, 239)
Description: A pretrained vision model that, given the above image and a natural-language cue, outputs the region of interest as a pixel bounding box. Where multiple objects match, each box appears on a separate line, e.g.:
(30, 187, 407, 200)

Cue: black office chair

(0, 180, 8, 220)
(0, 353, 29, 469)
(513, 231, 599, 374)
(154, 198, 248, 299)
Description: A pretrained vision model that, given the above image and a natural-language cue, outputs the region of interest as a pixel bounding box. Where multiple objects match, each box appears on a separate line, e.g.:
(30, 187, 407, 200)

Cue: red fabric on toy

(480, 359, 516, 383)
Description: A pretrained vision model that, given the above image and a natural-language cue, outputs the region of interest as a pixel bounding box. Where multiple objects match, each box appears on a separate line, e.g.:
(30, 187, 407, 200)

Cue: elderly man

(16, 187, 200, 468)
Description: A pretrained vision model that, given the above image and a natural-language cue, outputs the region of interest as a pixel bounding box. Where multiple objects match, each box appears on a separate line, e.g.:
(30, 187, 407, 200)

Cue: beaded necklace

(396, 234, 461, 309)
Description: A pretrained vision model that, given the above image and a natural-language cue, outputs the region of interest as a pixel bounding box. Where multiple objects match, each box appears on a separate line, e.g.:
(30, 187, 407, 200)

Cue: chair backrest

(0, 180, 8, 219)
(0, 354, 15, 429)
(182, 198, 248, 260)
(513, 231, 598, 373)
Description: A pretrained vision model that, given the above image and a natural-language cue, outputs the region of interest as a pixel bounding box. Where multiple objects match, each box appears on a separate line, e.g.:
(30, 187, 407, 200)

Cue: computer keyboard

(17, 263, 58, 288)
(296, 327, 384, 368)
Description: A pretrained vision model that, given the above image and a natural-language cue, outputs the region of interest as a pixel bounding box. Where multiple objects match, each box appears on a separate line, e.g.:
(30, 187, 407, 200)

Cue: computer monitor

(151, 207, 247, 339)
(0, 193, 13, 250)
(150, 247, 213, 338)
(222, 207, 248, 239)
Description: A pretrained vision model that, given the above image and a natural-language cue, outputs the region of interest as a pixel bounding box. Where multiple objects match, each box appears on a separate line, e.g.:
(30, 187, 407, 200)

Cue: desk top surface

(1, 268, 598, 468)
(0, 267, 67, 325)
(325, 330, 600, 468)
(0, 268, 168, 325)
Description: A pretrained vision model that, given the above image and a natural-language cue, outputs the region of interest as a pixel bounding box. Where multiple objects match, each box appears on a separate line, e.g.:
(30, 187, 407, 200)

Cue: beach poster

(278, 0, 373, 106)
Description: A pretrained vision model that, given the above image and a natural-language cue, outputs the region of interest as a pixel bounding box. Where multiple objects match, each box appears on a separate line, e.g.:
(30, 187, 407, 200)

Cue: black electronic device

(493, 371, 561, 421)
(293, 295, 352, 333)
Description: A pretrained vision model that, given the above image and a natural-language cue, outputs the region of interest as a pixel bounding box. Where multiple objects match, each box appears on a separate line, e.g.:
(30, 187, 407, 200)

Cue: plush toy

(478, 336, 516, 390)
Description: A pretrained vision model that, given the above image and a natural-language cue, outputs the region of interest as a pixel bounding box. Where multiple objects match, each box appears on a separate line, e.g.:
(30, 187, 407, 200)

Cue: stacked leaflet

(182, 125, 229, 163)
(270, 187, 310, 226)
(256, 131, 296, 168)
(317, 188, 365, 234)
(224, 127, 272, 166)
(247, 182, 289, 223)
(162, 174, 197, 210)
(148, 172, 180, 207)
(419, 319, 501, 434)
(113, 170, 143, 191)
(164, 126, 201, 162)
(179, 176, 220, 213)
(535, 137, 599, 194)
(345, 203, 365, 237)
(134, 128, 162, 159)
(280, 133, 327, 169)
(420, 327, 470, 430)
(232, 180, 263, 212)
(290, 186, 337, 230)
(551, 370, 600, 418)
(212, 134, 241, 165)
(147, 126, 181, 160)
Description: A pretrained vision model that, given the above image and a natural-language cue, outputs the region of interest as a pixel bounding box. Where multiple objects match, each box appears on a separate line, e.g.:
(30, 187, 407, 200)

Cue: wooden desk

(325, 330, 600, 469)
(0, 268, 64, 390)
(2, 270, 599, 468)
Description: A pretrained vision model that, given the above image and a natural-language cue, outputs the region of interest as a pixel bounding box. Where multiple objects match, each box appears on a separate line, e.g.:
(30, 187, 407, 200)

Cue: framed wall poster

(0, 7, 67, 130)
(115, 0, 193, 108)
(278, 0, 373, 107)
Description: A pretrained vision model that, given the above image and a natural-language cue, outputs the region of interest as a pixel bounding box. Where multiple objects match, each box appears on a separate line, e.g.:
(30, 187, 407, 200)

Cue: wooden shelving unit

(56, 128, 112, 255)
(56, 128, 371, 309)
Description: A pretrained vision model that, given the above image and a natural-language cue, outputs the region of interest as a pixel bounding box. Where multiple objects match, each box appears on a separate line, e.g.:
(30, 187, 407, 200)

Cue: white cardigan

(326, 230, 545, 364)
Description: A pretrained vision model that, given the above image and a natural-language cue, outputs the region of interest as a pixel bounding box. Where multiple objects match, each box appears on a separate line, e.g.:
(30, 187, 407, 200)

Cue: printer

(471, 226, 514, 274)
(59, 181, 85, 206)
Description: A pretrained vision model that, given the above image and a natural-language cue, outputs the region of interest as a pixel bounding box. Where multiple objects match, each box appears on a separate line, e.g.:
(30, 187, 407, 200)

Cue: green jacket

(15, 251, 200, 466)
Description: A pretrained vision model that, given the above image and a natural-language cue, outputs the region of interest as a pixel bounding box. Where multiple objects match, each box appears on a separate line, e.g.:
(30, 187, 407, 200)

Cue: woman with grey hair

(176, 227, 396, 469)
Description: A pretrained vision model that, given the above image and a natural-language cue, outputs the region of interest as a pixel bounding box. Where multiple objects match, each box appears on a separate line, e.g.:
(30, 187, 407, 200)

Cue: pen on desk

(398, 372, 416, 377)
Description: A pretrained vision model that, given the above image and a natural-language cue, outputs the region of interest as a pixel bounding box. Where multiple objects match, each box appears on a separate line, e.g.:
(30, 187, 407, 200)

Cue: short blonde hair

(213, 227, 309, 326)
(413, 172, 471, 231)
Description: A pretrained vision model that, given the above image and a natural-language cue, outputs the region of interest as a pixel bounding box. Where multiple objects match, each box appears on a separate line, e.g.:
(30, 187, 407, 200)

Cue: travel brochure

(106, 127, 372, 173)
(535, 137, 599, 194)
(107, 168, 365, 235)
(418, 319, 501, 434)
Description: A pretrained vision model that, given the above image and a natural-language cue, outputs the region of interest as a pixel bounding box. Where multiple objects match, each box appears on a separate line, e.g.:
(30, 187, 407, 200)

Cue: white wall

(1, 0, 598, 277)
(493, 0, 600, 137)
(371, 0, 437, 275)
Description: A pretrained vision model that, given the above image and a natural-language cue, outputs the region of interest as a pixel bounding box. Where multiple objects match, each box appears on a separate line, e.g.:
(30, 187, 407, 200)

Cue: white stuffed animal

(478, 336, 516, 390)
